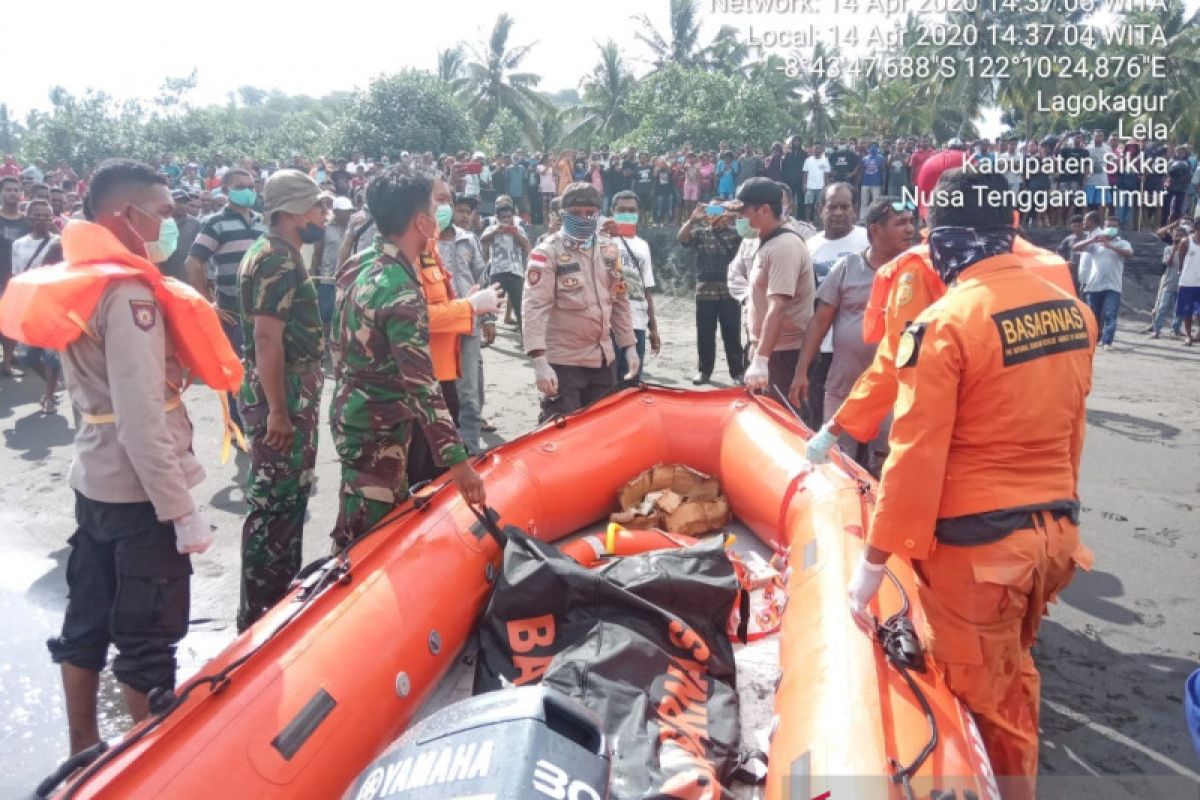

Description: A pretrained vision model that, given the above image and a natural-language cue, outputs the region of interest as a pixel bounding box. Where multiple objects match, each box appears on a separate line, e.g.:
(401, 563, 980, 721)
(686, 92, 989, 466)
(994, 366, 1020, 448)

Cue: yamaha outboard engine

(344, 687, 611, 800)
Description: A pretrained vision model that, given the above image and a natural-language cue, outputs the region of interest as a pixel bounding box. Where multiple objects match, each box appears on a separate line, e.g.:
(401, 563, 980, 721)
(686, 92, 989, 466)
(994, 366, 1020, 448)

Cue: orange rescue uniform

(416, 239, 475, 382)
(834, 238, 1074, 443)
(867, 252, 1095, 798)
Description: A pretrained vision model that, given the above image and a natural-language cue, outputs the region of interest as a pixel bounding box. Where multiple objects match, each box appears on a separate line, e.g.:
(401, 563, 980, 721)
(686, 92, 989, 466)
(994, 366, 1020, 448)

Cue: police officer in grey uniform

(523, 182, 638, 422)
(45, 159, 212, 758)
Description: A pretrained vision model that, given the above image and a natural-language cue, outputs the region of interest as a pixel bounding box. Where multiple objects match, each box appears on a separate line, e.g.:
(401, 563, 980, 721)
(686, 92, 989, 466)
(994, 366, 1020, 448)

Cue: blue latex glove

(807, 423, 837, 465)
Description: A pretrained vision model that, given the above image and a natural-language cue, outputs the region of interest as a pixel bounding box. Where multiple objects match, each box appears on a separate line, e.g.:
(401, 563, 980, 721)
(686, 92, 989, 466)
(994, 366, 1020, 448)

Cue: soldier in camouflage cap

(236, 169, 327, 632)
(329, 168, 485, 548)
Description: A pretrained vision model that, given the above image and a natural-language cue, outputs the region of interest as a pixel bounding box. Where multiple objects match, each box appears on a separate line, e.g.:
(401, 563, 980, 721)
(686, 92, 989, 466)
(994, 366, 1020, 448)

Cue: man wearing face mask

(40, 159, 211, 756)
(1073, 211, 1131, 351)
(523, 182, 637, 421)
(186, 168, 267, 431)
(730, 178, 816, 396)
(848, 169, 1094, 800)
(328, 169, 485, 547)
(438, 193, 492, 453)
(682, 199, 744, 385)
(235, 169, 326, 632)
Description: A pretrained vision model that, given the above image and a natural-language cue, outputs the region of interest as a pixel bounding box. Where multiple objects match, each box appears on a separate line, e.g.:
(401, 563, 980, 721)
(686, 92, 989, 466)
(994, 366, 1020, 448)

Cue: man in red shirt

(907, 137, 934, 195)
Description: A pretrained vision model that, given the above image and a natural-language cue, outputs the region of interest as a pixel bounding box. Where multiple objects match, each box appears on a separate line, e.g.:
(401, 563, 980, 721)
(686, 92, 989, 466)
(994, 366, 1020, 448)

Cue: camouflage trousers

(330, 420, 414, 550)
(237, 367, 322, 632)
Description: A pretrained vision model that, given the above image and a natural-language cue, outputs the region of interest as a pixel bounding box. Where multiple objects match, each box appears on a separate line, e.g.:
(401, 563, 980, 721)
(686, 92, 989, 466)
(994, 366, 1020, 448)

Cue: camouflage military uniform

(328, 238, 468, 548)
(236, 234, 324, 632)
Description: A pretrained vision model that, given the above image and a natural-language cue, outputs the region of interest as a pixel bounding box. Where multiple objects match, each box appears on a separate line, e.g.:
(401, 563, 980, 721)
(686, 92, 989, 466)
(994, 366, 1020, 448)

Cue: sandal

(480, 420, 497, 433)
(40, 397, 58, 414)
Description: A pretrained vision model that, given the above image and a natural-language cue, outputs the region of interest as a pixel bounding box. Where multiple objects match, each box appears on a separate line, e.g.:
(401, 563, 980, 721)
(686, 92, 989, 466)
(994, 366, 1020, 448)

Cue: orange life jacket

(416, 240, 474, 382)
(0, 220, 244, 392)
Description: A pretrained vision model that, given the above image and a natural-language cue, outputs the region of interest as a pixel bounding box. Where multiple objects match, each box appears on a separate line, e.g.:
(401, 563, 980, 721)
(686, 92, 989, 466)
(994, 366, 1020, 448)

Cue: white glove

(848, 554, 886, 634)
(807, 422, 837, 465)
(622, 346, 641, 381)
(173, 511, 213, 555)
(743, 355, 770, 391)
(532, 355, 558, 396)
(466, 286, 500, 316)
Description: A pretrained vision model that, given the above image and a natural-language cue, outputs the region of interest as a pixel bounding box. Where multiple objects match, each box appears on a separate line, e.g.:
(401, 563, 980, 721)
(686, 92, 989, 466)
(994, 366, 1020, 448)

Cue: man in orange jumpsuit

(845, 169, 1095, 800)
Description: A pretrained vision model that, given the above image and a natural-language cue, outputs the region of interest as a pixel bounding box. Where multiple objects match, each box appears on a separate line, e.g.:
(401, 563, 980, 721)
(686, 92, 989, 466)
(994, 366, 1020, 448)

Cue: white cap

(331, 196, 354, 211)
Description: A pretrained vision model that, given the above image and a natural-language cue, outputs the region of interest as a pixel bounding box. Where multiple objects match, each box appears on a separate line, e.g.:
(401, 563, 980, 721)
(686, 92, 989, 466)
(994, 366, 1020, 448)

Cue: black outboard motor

(343, 687, 611, 800)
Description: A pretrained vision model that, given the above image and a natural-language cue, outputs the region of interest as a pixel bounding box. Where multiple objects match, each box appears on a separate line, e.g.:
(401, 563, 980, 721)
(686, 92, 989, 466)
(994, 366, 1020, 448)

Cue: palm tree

(794, 42, 846, 143)
(635, 0, 704, 71)
(1115, 6, 1200, 140)
(459, 14, 554, 142)
(566, 41, 636, 145)
(436, 45, 466, 85)
(704, 25, 750, 76)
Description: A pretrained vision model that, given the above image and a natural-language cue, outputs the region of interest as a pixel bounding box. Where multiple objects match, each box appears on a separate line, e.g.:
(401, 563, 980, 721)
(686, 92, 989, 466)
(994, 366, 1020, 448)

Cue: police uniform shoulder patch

(527, 268, 542, 286)
(991, 298, 1090, 367)
(129, 299, 157, 331)
(896, 322, 925, 368)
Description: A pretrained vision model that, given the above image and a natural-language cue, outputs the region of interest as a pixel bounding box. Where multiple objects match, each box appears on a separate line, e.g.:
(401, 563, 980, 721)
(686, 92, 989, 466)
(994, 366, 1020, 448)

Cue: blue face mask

(736, 217, 758, 239)
(613, 212, 639, 227)
(228, 188, 256, 208)
(435, 204, 454, 231)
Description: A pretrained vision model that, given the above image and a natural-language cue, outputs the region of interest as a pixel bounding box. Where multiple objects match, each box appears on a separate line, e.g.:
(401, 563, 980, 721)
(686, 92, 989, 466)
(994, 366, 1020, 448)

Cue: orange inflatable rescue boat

(47, 388, 1001, 800)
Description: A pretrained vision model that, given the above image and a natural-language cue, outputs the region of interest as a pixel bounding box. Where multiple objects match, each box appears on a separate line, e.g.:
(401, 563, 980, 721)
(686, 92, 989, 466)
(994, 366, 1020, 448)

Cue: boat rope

(877, 566, 940, 800)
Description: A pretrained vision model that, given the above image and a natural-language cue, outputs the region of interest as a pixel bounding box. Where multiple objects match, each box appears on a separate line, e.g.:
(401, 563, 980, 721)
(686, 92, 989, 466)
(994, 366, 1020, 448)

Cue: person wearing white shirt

(11, 199, 65, 413)
(802, 144, 832, 223)
(609, 191, 660, 386)
(801, 184, 869, 424)
(1073, 211, 1132, 350)
(1175, 220, 1200, 344)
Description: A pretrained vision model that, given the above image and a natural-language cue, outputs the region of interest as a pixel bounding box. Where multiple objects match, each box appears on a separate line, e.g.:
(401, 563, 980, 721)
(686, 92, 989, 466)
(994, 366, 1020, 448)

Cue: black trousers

(406, 380, 461, 485)
(804, 352, 833, 428)
(539, 364, 616, 423)
(47, 492, 192, 694)
(493, 271, 524, 328)
(696, 296, 744, 379)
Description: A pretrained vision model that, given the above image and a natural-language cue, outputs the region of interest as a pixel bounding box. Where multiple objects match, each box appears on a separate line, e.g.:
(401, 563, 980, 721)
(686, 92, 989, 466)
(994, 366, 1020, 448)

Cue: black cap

(725, 177, 783, 210)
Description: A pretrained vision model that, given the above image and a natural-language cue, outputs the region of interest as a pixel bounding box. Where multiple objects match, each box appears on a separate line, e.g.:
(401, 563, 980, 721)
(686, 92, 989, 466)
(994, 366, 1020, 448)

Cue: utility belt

(80, 396, 183, 426)
(934, 499, 1080, 546)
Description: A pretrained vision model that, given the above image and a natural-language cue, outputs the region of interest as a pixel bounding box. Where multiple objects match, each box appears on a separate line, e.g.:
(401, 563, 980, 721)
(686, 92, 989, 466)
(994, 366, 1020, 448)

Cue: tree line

(1, 0, 1196, 170)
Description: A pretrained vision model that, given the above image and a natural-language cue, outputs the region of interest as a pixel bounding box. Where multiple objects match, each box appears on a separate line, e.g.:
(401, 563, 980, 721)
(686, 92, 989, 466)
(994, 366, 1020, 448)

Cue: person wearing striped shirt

(185, 168, 266, 428)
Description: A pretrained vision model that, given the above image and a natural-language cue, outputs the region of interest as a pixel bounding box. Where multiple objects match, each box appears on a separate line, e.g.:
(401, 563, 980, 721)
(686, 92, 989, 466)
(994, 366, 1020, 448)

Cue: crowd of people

(2, 123, 1200, 799)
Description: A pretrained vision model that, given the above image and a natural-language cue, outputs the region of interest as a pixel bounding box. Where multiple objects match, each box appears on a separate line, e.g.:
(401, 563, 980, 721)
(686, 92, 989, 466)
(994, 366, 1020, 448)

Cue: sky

(7, 0, 1196, 139)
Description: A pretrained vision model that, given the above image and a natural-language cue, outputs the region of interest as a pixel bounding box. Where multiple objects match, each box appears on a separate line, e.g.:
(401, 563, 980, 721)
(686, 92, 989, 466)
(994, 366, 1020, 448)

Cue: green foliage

(459, 14, 555, 144)
(620, 64, 792, 152)
(479, 108, 526, 155)
(322, 71, 473, 159)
